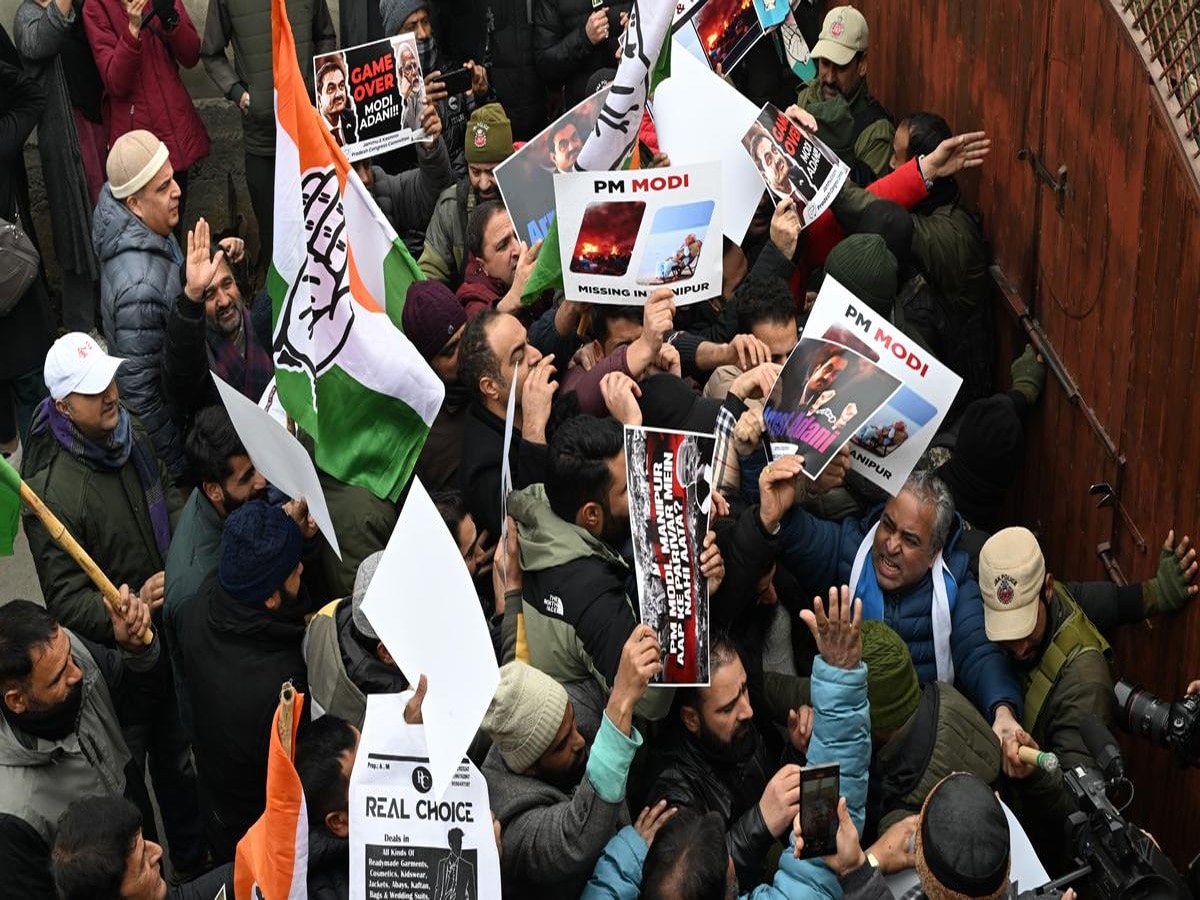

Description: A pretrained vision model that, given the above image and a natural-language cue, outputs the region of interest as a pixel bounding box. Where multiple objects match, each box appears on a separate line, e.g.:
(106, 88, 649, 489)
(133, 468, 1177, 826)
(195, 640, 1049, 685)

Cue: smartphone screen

(797, 763, 840, 859)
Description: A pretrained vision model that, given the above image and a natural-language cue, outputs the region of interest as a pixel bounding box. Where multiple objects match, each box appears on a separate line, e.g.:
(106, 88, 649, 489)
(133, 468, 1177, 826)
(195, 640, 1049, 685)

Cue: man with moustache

(420, 103, 515, 288)
(93, 130, 243, 480)
(316, 54, 357, 147)
(0, 593, 159, 896)
(795, 6, 894, 179)
(19, 331, 206, 879)
(177, 500, 314, 861)
(644, 634, 813, 888)
(749, 129, 810, 207)
(161, 217, 264, 434)
(547, 120, 583, 174)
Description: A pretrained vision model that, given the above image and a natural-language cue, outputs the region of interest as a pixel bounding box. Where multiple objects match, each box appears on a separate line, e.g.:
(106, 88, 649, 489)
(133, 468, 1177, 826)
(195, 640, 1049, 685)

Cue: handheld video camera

(1054, 716, 1192, 900)
(1114, 678, 1200, 768)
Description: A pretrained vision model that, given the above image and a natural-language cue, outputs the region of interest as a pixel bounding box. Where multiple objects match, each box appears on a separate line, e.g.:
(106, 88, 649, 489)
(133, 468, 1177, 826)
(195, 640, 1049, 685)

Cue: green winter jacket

(21, 414, 181, 644)
(201, 0, 337, 156)
(875, 681, 1001, 830)
(418, 180, 475, 287)
(508, 484, 672, 721)
(796, 78, 895, 177)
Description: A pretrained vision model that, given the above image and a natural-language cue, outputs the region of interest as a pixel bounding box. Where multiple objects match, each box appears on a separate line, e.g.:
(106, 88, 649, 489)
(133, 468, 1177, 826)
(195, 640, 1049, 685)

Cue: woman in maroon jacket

(84, 0, 209, 228)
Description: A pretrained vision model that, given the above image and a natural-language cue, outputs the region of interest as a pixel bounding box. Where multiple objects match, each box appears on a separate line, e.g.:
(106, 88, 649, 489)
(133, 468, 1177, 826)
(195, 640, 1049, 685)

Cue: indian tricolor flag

(234, 687, 308, 900)
(270, 0, 443, 502)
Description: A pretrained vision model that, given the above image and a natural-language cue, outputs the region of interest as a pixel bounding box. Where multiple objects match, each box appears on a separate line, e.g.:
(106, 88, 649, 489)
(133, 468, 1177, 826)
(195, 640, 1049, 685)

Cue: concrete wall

(6, 0, 341, 295)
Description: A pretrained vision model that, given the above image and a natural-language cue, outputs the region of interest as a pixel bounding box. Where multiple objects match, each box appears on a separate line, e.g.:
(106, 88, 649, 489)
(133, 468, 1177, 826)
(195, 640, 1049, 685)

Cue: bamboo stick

(278, 682, 297, 757)
(17, 481, 154, 645)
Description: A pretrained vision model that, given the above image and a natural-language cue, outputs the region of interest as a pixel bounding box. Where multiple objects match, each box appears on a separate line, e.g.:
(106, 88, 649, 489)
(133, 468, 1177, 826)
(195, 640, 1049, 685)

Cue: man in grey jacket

(0, 595, 159, 898)
(201, 0, 337, 265)
(481, 625, 660, 900)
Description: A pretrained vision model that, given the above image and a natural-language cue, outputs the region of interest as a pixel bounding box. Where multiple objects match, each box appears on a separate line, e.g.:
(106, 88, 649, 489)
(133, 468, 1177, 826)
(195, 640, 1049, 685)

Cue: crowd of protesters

(2, 1, 1199, 898)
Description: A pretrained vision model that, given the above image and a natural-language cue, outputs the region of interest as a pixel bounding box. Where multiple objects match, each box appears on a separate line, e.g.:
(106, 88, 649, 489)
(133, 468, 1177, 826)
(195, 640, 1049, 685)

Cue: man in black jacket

(178, 500, 312, 862)
(643, 634, 811, 889)
(532, 0, 630, 106)
(456, 308, 555, 538)
(51, 796, 235, 900)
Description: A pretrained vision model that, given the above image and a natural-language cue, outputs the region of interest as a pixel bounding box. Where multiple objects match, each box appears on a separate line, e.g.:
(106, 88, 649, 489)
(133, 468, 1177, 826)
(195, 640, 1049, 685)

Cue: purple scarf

(31, 399, 171, 555)
(207, 307, 274, 402)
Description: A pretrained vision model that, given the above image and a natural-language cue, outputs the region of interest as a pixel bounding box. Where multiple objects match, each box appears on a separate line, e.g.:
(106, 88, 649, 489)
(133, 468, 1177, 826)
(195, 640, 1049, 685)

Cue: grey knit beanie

(481, 662, 569, 773)
(380, 0, 429, 36)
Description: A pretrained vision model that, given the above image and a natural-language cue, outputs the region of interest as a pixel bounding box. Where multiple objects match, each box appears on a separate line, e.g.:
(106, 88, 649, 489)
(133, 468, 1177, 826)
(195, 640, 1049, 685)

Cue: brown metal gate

(850, 0, 1200, 864)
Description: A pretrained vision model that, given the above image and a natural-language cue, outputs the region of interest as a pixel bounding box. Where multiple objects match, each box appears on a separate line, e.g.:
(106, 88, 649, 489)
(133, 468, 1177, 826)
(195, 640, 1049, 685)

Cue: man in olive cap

(796, 5, 895, 178)
(420, 103, 515, 288)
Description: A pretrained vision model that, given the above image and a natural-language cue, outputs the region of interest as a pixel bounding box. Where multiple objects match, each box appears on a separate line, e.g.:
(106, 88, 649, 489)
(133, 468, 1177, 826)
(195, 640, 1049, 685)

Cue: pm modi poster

(554, 163, 723, 305)
(801, 278, 963, 494)
(313, 35, 427, 162)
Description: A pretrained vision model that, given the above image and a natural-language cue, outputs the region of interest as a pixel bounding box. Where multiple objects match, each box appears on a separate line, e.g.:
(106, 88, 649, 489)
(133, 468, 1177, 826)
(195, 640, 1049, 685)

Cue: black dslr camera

(1115, 678, 1200, 768)
(146, 0, 179, 31)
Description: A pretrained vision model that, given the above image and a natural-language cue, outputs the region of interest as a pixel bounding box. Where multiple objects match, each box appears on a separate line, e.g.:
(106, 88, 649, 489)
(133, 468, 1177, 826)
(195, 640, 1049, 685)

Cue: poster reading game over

(554, 163, 723, 305)
(626, 426, 714, 686)
(313, 35, 426, 162)
(763, 331, 901, 482)
(741, 103, 849, 224)
(350, 694, 501, 900)
(803, 277, 963, 494)
(493, 88, 609, 245)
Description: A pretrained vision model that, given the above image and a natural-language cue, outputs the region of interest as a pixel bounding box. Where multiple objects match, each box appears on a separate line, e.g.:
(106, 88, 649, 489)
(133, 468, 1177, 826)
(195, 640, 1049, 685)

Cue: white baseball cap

(44, 332, 126, 401)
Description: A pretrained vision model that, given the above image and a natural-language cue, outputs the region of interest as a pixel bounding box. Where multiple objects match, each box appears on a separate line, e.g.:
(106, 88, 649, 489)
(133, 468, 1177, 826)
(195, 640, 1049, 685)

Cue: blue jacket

(94, 184, 186, 480)
(583, 657, 870, 900)
(776, 503, 1022, 721)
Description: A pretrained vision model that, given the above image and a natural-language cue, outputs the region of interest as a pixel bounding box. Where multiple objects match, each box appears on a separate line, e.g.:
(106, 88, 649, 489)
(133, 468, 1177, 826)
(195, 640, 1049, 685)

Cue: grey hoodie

(93, 184, 187, 480)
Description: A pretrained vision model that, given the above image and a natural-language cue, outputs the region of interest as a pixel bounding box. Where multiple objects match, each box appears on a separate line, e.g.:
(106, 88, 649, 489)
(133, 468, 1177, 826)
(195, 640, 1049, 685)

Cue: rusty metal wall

(851, 0, 1200, 866)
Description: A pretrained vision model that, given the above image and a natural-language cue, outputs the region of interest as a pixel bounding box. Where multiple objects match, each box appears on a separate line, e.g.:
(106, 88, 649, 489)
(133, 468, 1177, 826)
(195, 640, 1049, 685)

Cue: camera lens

(1115, 679, 1171, 747)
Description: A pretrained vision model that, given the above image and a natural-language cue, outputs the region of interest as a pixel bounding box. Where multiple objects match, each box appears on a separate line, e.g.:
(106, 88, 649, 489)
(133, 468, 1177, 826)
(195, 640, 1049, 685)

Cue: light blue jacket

(583, 656, 871, 899)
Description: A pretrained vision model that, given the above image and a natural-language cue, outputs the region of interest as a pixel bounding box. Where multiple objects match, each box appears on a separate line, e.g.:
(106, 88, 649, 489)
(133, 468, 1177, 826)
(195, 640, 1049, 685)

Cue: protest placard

(653, 42, 764, 243)
(625, 426, 714, 686)
(212, 372, 341, 559)
(313, 35, 426, 163)
(673, 0, 765, 74)
(803, 277, 963, 494)
(554, 163, 722, 305)
(751, 0, 791, 30)
(359, 478, 500, 800)
(493, 89, 609, 245)
(350, 693, 501, 900)
(763, 330, 902, 483)
(741, 103, 849, 224)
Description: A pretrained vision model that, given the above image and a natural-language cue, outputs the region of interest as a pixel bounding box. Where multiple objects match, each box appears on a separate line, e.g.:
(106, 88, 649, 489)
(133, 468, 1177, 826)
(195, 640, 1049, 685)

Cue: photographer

(84, 0, 210, 236)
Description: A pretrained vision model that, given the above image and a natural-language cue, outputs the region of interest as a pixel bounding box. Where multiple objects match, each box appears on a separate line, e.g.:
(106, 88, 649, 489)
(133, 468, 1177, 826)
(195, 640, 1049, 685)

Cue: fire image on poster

(625, 426, 713, 686)
(674, 0, 765, 74)
(555, 163, 723, 304)
(741, 103, 849, 224)
(350, 694, 501, 900)
(313, 35, 426, 163)
(763, 327, 901, 482)
(494, 89, 609, 244)
(803, 277, 963, 494)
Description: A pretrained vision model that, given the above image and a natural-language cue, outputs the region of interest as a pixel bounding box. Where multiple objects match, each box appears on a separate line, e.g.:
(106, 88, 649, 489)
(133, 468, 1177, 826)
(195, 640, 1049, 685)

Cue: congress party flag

(271, 0, 444, 502)
(0, 455, 20, 556)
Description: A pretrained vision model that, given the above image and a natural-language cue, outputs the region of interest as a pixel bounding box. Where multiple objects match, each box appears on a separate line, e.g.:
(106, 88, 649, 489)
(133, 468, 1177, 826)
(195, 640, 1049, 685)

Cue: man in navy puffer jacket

(770, 460, 1023, 749)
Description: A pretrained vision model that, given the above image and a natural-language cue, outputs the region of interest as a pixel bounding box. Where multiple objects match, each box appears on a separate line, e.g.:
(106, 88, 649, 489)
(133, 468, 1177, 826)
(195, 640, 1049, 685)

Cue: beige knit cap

(481, 662, 569, 773)
(106, 130, 170, 199)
